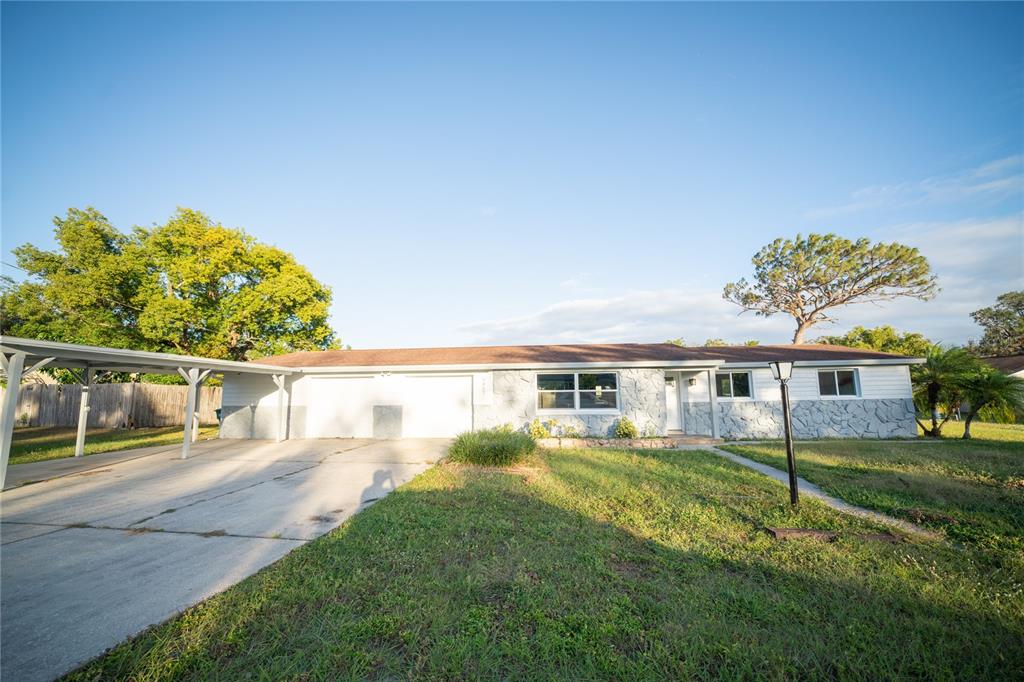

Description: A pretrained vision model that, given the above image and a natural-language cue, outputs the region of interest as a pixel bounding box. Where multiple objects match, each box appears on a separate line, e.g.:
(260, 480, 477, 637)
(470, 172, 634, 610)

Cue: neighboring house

(220, 343, 919, 440)
(982, 355, 1024, 378)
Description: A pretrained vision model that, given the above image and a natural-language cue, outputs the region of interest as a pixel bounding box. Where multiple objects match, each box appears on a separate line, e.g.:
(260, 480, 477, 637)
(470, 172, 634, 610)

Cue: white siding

(749, 368, 781, 401)
(857, 364, 914, 399)
(679, 365, 914, 402)
(221, 373, 279, 408)
(787, 365, 913, 401)
(787, 368, 824, 400)
(680, 370, 710, 403)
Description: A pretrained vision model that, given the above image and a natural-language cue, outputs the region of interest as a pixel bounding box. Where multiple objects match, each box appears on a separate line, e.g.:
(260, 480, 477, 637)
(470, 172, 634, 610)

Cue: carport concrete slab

(1, 526, 302, 682)
(1, 522, 64, 544)
(1, 456, 315, 529)
(0, 437, 448, 682)
(146, 460, 430, 540)
(154, 438, 374, 464)
(1, 438, 236, 490)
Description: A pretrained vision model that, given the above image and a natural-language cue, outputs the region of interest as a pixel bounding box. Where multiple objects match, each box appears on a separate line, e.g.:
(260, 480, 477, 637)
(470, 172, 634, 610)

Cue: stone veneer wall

(718, 399, 917, 439)
(681, 403, 713, 436)
(474, 369, 666, 437)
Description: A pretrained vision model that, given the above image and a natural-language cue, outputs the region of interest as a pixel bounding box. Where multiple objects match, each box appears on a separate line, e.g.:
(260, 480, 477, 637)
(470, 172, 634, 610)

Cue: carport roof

(266, 342, 916, 369)
(0, 336, 296, 376)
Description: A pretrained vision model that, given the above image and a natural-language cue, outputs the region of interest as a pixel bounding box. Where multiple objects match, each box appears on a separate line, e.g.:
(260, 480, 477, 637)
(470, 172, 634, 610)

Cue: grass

(447, 427, 536, 466)
(724, 422, 1024, 562)
(68, 447, 1022, 680)
(9, 425, 219, 465)
(917, 419, 1024, 442)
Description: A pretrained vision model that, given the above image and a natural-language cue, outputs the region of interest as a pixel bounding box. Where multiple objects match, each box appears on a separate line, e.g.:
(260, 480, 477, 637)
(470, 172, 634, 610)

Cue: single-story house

(220, 343, 920, 440)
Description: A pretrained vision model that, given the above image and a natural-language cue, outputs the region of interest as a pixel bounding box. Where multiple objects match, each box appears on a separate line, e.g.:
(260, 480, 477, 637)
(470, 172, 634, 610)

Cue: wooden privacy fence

(0, 383, 222, 429)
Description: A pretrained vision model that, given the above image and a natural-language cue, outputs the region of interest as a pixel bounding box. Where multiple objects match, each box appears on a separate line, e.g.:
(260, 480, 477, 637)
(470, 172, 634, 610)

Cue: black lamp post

(769, 360, 799, 505)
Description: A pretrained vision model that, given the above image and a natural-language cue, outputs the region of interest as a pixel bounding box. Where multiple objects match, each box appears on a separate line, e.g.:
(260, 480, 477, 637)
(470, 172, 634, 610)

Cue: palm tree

(911, 347, 978, 437)
(961, 369, 1024, 439)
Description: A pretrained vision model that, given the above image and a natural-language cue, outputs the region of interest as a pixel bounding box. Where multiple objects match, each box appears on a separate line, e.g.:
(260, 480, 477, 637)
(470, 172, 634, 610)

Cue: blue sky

(3, 2, 1022, 349)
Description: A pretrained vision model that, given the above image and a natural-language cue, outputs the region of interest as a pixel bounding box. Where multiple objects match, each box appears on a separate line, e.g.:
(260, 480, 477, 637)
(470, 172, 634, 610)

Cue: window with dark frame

(818, 369, 858, 396)
(715, 371, 752, 398)
(537, 372, 618, 410)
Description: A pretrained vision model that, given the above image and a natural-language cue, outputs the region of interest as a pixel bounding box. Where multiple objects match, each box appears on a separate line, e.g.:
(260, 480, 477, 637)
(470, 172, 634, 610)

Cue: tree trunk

(962, 409, 980, 439)
(792, 320, 814, 344)
(924, 384, 941, 437)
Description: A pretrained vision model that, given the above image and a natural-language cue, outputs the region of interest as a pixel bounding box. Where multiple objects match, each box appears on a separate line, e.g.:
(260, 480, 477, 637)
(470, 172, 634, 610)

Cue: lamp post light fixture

(769, 360, 799, 505)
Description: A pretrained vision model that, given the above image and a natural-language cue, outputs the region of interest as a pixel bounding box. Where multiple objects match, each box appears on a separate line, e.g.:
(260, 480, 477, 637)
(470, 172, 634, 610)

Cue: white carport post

(0, 351, 27, 489)
(74, 368, 95, 457)
(178, 367, 211, 459)
(272, 374, 287, 442)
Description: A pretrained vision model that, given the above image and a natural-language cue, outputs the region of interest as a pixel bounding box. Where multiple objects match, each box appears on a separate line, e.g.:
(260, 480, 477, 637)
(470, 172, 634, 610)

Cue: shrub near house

(448, 427, 536, 466)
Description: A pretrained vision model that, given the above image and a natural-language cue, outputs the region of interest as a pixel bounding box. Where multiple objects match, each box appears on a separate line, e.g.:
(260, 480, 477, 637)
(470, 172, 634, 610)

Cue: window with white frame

(715, 371, 752, 399)
(537, 372, 618, 410)
(818, 369, 859, 397)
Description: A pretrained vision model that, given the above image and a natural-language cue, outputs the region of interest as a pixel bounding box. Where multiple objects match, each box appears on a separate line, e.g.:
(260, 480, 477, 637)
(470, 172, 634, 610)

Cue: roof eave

(720, 357, 922, 368)
(292, 359, 724, 373)
(286, 357, 920, 373)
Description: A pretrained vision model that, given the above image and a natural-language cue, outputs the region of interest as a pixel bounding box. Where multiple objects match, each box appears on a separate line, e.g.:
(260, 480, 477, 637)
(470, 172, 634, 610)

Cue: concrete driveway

(0, 438, 448, 682)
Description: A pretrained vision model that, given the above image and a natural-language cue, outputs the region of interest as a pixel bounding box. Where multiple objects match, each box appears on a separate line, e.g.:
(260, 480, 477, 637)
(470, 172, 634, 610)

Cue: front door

(665, 374, 681, 430)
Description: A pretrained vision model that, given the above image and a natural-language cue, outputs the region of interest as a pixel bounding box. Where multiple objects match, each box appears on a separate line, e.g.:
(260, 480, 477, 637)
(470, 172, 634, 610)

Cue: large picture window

(537, 372, 618, 411)
(715, 371, 752, 399)
(818, 369, 859, 397)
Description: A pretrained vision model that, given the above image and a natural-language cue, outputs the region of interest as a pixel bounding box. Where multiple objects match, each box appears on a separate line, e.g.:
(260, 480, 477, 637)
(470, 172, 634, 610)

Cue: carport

(0, 336, 294, 488)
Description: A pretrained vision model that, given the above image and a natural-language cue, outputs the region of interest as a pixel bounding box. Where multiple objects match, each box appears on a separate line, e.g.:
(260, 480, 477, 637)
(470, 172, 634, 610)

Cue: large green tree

(970, 291, 1024, 357)
(723, 234, 937, 343)
(1, 207, 339, 360)
(815, 325, 933, 357)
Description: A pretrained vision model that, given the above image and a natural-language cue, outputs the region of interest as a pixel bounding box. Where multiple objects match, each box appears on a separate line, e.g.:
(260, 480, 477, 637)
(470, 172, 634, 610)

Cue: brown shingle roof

(264, 343, 913, 368)
(983, 355, 1024, 375)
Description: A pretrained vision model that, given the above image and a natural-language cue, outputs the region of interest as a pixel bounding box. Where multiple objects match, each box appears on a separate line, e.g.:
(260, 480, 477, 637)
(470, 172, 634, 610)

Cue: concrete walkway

(688, 445, 941, 540)
(0, 438, 448, 682)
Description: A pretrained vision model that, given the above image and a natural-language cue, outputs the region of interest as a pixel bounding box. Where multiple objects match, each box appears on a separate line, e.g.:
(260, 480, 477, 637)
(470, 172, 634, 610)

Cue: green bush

(528, 418, 551, 439)
(448, 428, 537, 466)
(615, 417, 639, 439)
(978, 403, 1022, 424)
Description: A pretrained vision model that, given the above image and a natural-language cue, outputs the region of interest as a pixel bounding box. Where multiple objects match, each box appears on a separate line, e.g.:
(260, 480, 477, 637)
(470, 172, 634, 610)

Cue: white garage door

(307, 374, 472, 438)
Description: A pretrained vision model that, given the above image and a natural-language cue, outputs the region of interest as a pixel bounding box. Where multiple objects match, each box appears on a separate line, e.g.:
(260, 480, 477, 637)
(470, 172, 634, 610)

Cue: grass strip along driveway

(724, 423, 1024, 565)
(68, 447, 1021, 680)
(9, 426, 219, 466)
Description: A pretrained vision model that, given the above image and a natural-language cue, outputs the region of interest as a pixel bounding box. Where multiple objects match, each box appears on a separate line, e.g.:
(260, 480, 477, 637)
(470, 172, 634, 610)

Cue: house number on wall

(473, 372, 493, 406)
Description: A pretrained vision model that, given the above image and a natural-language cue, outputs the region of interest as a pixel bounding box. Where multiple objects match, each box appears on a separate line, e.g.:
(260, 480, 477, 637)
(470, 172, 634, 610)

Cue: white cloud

(808, 155, 1023, 219)
(458, 215, 1023, 347)
(886, 215, 1022, 273)
(458, 288, 793, 345)
(558, 272, 605, 293)
(843, 214, 1024, 344)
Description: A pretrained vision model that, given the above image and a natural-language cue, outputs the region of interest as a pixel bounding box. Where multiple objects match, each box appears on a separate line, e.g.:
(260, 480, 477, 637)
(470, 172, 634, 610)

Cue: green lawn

(10, 426, 219, 465)
(724, 422, 1024, 562)
(68, 447, 1022, 680)
(917, 419, 1024, 442)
